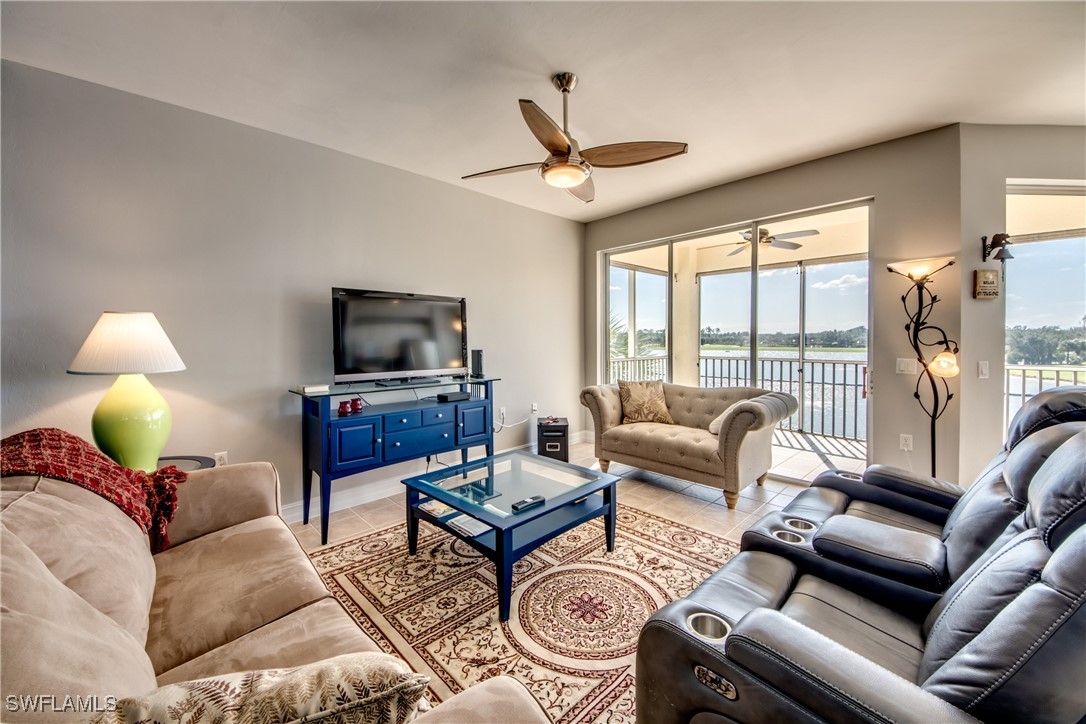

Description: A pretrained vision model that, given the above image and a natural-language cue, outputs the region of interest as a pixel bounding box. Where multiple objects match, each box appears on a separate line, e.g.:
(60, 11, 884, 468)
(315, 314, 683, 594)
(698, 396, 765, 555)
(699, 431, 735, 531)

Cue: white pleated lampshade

(68, 312, 186, 375)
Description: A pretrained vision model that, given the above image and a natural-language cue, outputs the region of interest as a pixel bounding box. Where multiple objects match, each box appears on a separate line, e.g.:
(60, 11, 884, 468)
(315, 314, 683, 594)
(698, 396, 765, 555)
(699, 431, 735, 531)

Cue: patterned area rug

(309, 503, 740, 723)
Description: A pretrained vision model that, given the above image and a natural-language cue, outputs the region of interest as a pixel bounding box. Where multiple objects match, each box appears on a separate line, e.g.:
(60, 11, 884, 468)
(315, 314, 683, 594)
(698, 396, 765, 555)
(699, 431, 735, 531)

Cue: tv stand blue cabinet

(291, 377, 498, 544)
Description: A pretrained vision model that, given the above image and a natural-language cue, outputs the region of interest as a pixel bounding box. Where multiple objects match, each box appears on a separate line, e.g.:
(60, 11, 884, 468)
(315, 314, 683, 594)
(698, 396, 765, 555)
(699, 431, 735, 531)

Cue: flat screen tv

(332, 288, 467, 384)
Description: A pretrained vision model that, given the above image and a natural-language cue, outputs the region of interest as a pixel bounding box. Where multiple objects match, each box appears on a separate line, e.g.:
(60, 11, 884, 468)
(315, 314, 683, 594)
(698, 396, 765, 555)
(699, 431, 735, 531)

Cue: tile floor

(289, 439, 821, 552)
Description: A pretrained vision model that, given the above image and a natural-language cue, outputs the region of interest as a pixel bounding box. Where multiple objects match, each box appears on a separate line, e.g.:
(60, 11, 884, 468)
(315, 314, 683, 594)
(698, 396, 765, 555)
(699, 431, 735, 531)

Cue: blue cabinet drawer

(383, 411, 422, 432)
(385, 423, 457, 462)
(422, 407, 454, 426)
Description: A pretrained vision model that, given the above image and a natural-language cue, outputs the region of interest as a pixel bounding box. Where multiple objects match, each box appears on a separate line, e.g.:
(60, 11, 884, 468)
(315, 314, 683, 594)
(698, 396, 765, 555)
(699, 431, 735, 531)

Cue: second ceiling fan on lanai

(727, 228, 820, 256)
(462, 72, 688, 203)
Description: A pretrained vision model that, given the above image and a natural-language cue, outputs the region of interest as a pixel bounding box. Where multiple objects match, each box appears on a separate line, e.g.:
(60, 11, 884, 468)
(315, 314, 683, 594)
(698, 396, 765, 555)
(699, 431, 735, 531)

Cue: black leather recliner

(739, 387, 1086, 615)
(636, 430, 1086, 724)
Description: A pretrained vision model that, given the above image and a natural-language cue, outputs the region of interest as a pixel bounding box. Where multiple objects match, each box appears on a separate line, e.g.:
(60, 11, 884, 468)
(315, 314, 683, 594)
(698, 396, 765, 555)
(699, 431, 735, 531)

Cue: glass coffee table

(402, 450, 620, 621)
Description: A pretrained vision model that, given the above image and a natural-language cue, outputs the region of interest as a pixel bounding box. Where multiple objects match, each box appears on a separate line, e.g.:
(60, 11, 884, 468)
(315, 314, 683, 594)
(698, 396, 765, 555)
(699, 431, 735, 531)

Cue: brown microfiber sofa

(0, 461, 550, 723)
(580, 383, 798, 508)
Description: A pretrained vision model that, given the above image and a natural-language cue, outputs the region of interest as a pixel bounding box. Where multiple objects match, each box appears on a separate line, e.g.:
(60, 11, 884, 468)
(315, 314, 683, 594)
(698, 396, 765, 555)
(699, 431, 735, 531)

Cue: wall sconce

(887, 257, 960, 476)
(981, 233, 1013, 263)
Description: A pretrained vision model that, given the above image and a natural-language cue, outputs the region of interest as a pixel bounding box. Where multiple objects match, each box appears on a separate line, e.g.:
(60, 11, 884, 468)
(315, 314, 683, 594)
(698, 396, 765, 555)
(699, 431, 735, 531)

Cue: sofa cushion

(1, 524, 158, 721)
(780, 576, 925, 680)
(619, 379, 675, 424)
(0, 476, 156, 643)
(157, 598, 382, 685)
(146, 515, 330, 675)
(602, 422, 722, 475)
(92, 652, 429, 724)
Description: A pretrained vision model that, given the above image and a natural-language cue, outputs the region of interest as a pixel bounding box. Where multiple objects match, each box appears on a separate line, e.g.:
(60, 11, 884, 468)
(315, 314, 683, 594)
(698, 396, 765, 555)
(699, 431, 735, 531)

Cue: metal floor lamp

(887, 257, 961, 477)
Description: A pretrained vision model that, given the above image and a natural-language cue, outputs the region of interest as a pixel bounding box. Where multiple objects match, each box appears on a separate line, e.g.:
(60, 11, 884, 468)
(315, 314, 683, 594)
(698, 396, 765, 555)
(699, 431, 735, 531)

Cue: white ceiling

(3, 2, 1084, 223)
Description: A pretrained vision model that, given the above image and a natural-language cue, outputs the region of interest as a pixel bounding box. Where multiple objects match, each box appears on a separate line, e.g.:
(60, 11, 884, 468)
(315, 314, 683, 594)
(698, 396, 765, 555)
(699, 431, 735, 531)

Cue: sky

(1004, 236, 1086, 329)
(610, 235, 1086, 339)
(610, 259, 869, 334)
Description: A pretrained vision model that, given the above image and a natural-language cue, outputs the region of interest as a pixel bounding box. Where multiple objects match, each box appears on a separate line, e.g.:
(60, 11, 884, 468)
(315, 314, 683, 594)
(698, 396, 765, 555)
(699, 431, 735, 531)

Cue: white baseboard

(280, 440, 536, 524)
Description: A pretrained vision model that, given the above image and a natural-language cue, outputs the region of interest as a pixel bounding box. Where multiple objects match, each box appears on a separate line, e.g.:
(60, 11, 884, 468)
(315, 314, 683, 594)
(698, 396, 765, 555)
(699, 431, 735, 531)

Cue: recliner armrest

(863, 464, 964, 509)
(812, 515, 948, 592)
(726, 609, 979, 724)
(812, 470, 951, 525)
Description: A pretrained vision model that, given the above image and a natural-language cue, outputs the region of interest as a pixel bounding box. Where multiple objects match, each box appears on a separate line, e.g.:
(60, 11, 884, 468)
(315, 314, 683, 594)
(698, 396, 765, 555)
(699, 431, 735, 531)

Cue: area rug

(309, 503, 740, 723)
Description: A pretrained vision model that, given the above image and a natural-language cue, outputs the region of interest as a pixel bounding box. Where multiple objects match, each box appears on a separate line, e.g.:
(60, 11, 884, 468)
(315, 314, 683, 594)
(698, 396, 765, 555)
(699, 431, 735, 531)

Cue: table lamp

(67, 312, 186, 472)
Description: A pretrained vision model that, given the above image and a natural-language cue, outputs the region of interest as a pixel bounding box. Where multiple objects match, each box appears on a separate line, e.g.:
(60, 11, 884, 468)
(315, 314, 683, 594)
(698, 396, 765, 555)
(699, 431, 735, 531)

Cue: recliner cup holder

(686, 612, 731, 641)
(772, 529, 805, 544)
(838, 472, 862, 480)
(784, 518, 816, 532)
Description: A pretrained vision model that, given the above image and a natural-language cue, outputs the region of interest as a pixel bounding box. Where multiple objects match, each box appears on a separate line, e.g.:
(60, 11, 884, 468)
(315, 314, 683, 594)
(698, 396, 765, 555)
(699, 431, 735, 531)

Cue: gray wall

(585, 124, 1084, 483)
(1, 62, 586, 517)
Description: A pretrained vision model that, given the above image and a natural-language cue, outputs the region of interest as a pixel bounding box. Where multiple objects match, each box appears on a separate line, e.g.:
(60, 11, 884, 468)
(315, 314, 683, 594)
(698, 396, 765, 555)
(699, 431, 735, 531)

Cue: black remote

(511, 495, 545, 513)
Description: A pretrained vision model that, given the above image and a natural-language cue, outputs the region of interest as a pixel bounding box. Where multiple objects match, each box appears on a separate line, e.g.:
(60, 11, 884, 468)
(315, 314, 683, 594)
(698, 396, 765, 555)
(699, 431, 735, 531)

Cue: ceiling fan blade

(461, 162, 540, 180)
(728, 243, 750, 257)
(566, 176, 595, 203)
(769, 239, 803, 250)
(519, 99, 570, 155)
(580, 141, 688, 168)
(771, 229, 820, 241)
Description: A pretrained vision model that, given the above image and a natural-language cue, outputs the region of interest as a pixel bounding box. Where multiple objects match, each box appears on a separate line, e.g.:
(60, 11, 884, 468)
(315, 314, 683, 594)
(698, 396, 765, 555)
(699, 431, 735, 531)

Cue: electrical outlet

(214, 451, 228, 467)
(899, 435, 913, 452)
(499, 406, 506, 419)
(531, 402, 539, 414)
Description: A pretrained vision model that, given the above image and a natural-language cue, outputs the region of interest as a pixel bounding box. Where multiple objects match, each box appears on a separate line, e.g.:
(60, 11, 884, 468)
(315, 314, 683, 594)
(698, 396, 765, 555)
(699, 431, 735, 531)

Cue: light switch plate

(978, 361, 990, 379)
(896, 358, 918, 375)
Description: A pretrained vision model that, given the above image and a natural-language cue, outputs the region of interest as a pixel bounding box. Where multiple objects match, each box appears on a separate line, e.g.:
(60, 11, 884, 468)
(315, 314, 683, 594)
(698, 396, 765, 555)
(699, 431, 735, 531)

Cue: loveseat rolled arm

(165, 462, 281, 546)
(580, 385, 623, 457)
(715, 392, 797, 502)
(715, 391, 798, 439)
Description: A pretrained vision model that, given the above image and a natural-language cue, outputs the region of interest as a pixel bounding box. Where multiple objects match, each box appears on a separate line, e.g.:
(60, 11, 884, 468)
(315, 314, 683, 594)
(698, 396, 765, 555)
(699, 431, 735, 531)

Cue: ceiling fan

(461, 72, 688, 203)
(727, 228, 820, 256)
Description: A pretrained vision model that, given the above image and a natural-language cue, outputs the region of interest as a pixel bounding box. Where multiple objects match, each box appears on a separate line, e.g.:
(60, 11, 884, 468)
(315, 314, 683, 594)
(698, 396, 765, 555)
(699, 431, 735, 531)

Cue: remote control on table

(511, 495, 545, 513)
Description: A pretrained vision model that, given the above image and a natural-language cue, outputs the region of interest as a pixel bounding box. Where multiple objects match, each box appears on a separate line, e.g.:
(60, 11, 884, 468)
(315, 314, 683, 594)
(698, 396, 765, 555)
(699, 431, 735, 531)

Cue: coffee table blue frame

(402, 451, 620, 622)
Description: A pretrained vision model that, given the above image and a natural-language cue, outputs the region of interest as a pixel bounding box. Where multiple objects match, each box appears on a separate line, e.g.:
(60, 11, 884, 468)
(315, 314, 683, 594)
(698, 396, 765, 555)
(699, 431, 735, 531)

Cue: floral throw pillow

(618, 380, 675, 425)
(89, 652, 430, 724)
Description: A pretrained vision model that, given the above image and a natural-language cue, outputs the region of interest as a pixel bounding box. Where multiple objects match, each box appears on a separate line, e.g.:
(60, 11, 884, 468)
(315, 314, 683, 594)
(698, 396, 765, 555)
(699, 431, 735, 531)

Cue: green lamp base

(91, 373, 173, 473)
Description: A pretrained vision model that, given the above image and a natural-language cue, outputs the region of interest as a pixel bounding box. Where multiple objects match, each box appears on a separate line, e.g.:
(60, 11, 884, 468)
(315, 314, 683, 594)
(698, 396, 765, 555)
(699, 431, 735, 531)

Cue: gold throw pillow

(619, 380, 675, 425)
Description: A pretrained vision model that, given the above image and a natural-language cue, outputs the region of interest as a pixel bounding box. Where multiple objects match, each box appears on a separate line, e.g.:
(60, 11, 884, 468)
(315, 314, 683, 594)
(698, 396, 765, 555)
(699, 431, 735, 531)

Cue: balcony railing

(609, 355, 668, 383)
(700, 356, 867, 440)
(1005, 363, 1086, 425)
(609, 354, 867, 440)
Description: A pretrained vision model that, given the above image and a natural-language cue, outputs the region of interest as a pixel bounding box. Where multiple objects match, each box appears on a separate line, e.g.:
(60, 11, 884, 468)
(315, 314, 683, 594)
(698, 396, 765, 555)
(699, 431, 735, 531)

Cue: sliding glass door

(602, 202, 869, 443)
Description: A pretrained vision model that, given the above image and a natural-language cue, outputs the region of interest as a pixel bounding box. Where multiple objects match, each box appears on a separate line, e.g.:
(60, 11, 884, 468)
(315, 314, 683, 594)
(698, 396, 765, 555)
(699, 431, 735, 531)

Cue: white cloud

(811, 273, 867, 290)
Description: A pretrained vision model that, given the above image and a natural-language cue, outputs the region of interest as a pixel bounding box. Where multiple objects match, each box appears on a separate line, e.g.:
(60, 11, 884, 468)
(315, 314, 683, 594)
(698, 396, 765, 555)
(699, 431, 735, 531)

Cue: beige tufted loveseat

(580, 383, 798, 508)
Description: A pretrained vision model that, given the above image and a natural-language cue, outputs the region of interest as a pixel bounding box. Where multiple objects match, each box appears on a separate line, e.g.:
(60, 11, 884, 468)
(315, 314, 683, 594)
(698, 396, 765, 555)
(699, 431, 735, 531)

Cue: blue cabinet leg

(605, 483, 616, 552)
(319, 475, 331, 546)
(302, 468, 312, 525)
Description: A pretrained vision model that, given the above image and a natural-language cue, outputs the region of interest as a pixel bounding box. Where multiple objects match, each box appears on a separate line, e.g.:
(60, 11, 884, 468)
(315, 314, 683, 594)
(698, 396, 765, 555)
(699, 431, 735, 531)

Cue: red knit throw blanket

(0, 428, 186, 552)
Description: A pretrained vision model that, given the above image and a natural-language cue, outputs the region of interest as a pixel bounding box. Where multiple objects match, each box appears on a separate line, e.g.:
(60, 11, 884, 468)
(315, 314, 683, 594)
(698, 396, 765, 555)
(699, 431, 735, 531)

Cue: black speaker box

(471, 349, 485, 378)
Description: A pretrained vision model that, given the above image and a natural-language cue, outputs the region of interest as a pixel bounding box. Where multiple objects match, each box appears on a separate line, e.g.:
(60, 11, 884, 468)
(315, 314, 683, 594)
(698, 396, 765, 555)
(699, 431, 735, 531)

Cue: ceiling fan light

(541, 162, 589, 188)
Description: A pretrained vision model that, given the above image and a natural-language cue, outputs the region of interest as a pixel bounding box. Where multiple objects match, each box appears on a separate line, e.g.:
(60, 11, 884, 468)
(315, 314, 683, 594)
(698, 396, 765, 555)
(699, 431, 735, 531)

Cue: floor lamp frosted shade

(68, 312, 185, 472)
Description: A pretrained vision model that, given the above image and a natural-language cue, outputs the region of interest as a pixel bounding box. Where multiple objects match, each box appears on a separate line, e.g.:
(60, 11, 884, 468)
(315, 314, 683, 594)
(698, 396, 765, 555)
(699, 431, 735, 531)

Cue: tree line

(1006, 325, 1085, 365)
